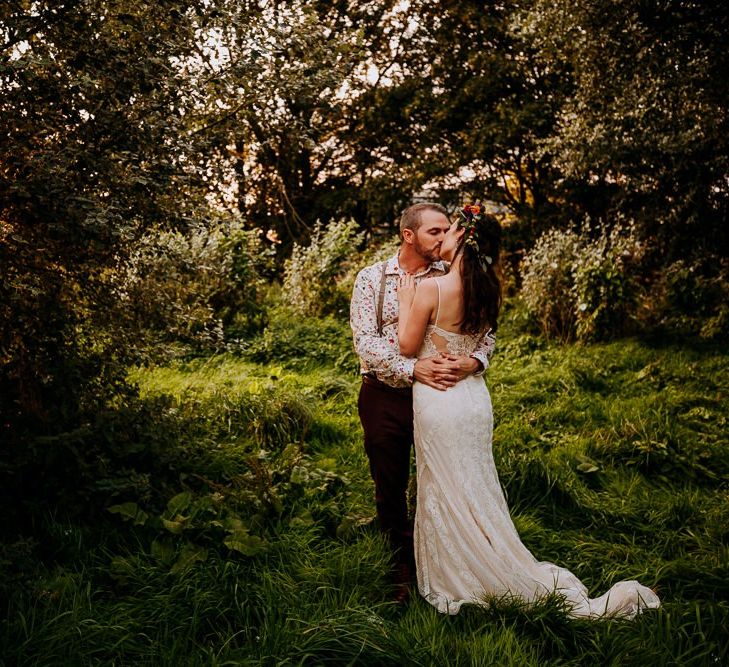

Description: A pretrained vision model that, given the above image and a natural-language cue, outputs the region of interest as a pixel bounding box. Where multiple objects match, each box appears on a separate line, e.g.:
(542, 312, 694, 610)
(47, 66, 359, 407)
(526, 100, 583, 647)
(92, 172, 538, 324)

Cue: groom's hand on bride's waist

(443, 353, 484, 376)
(414, 354, 480, 391)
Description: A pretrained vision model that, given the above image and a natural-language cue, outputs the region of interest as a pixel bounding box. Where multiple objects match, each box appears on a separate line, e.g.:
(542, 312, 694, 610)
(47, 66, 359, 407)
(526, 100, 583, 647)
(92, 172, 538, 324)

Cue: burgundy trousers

(357, 376, 416, 573)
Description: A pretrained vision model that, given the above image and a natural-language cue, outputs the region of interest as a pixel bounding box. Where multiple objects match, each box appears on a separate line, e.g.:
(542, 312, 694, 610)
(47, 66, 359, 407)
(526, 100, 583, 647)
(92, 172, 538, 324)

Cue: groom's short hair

(399, 203, 448, 239)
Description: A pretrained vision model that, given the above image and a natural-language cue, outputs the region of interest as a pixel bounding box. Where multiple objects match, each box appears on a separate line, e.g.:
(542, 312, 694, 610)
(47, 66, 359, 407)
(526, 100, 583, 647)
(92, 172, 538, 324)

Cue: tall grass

(3, 327, 728, 665)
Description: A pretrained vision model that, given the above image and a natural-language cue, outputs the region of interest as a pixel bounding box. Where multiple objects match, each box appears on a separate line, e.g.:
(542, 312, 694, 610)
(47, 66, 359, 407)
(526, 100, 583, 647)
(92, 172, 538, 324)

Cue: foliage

(641, 257, 729, 341)
(520, 228, 581, 342)
(519, 0, 729, 257)
(166, 0, 565, 243)
(0, 0, 211, 424)
(244, 305, 358, 372)
(103, 359, 359, 568)
(0, 0, 234, 519)
(173, 0, 729, 259)
(3, 5, 728, 660)
(113, 218, 274, 359)
(3, 333, 729, 664)
(521, 223, 644, 342)
(282, 219, 365, 317)
(106, 443, 350, 569)
(183, 0, 411, 241)
(3, 0, 726, 464)
(571, 226, 645, 341)
(381, 0, 571, 233)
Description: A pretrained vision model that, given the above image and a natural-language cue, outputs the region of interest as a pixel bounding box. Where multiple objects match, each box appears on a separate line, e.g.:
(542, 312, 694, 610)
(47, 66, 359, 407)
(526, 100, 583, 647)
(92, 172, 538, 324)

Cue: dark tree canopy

(1, 0, 217, 431)
(521, 0, 729, 254)
(1, 0, 727, 513)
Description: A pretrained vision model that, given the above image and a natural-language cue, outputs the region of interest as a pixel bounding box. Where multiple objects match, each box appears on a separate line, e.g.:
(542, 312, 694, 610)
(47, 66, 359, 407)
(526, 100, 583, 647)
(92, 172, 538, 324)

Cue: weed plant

(2, 323, 728, 665)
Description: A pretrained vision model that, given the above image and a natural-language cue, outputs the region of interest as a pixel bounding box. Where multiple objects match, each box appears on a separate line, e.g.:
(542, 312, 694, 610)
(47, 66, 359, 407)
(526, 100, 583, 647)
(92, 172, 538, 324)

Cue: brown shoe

(392, 581, 410, 605)
(391, 562, 413, 604)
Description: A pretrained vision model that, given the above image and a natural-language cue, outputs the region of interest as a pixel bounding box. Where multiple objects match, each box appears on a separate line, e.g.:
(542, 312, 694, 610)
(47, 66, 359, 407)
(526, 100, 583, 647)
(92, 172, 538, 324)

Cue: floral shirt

(350, 253, 495, 388)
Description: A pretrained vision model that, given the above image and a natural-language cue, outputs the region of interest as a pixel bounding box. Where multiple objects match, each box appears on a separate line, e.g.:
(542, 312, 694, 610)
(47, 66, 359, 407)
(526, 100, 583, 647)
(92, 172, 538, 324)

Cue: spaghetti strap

(434, 279, 441, 327)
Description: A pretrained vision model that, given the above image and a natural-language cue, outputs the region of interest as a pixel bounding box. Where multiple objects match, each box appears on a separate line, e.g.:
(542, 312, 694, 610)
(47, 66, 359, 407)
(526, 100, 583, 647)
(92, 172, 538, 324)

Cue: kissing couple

(350, 202, 660, 617)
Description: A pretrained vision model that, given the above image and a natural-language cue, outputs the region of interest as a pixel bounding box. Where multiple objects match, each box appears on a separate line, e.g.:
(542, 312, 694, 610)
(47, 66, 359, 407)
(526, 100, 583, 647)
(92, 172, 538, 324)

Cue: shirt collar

(385, 253, 446, 277)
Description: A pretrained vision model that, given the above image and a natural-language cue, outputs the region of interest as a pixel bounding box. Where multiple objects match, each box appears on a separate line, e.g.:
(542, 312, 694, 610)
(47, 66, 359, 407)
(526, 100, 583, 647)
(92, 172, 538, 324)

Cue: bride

(397, 205, 660, 618)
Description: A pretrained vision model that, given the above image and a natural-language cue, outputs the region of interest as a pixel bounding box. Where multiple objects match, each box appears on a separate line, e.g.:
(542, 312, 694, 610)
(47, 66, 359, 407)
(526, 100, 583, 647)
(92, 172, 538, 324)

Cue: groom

(350, 202, 492, 602)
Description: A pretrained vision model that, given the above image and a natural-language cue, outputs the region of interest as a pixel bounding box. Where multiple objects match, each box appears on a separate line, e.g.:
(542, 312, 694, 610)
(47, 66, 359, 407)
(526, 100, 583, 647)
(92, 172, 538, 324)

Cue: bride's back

(429, 275, 466, 333)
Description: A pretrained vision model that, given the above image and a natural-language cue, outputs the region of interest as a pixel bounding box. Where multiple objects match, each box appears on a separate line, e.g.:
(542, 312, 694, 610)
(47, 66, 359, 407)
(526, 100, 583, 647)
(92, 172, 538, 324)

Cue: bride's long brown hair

(454, 214, 503, 334)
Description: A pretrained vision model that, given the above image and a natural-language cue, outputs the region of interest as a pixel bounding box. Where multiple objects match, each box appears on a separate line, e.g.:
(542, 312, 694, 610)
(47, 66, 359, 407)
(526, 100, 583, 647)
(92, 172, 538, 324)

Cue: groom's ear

(402, 228, 414, 245)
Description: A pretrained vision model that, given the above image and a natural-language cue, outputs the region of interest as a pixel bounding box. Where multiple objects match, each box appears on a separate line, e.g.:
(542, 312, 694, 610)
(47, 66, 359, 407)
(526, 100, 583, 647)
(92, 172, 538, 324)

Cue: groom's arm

(350, 267, 416, 385)
(469, 329, 496, 375)
(350, 266, 471, 390)
(441, 329, 495, 381)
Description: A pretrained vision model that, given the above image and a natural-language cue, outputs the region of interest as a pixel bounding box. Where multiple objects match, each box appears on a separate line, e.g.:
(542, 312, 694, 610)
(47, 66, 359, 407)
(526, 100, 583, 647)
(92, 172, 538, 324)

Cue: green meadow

(4, 3, 729, 665)
(3, 320, 728, 666)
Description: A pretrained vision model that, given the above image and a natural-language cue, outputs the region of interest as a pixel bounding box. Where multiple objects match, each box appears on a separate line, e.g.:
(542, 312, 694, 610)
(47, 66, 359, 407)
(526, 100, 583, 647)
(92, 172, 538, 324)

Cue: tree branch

(1, 1, 83, 54)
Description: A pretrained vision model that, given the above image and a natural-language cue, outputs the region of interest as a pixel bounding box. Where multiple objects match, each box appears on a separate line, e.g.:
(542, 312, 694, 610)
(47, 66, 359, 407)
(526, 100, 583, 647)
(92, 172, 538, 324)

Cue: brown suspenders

(376, 260, 387, 336)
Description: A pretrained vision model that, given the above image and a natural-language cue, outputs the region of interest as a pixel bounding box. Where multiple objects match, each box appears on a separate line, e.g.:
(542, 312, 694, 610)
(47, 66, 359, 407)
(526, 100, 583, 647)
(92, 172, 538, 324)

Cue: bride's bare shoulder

(435, 273, 461, 294)
(416, 277, 439, 294)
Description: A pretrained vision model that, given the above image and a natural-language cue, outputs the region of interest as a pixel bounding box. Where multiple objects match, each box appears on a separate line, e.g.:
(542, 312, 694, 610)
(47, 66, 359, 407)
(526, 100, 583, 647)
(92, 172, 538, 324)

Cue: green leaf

(151, 539, 176, 565)
(222, 515, 247, 533)
(336, 514, 374, 539)
(109, 555, 140, 585)
(170, 543, 208, 574)
(290, 465, 309, 484)
(575, 454, 600, 474)
(107, 502, 138, 519)
(166, 491, 192, 515)
(316, 458, 337, 472)
(224, 533, 267, 556)
(162, 517, 186, 534)
(289, 510, 314, 528)
(107, 502, 149, 526)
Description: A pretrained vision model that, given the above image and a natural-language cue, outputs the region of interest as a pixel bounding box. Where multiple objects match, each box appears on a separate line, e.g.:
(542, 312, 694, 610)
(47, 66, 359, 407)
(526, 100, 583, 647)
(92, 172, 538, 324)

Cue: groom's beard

(414, 239, 441, 264)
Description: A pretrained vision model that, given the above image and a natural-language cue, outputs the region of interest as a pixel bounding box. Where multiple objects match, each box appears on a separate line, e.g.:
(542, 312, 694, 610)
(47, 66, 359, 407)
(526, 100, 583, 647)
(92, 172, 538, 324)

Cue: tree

(520, 0, 729, 256)
(338, 0, 574, 246)
(0, 1, 225, 508)
(182, 0, 405, 246)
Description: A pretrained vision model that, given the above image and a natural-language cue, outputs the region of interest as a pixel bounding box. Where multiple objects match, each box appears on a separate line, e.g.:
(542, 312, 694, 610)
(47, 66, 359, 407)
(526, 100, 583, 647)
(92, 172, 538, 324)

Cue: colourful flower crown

(459, 202, 493, 267)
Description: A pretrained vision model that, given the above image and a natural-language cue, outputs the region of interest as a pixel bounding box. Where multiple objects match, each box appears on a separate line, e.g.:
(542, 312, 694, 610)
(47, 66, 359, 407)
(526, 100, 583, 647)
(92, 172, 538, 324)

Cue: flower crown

(459, 202, 493, 267)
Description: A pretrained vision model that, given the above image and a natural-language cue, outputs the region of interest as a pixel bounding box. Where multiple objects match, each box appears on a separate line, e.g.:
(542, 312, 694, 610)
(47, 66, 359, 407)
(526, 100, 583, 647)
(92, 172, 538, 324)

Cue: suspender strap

(376, 260, 387, 336)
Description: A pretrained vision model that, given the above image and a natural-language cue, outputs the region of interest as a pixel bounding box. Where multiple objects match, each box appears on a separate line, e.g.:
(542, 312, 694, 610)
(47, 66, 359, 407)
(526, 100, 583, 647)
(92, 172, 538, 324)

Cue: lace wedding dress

(412, 288, 660, 618)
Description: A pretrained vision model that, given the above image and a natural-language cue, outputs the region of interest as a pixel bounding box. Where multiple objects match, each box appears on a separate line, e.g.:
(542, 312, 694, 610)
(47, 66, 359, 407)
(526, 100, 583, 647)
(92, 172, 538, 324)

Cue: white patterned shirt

(350, 253, 495, 388)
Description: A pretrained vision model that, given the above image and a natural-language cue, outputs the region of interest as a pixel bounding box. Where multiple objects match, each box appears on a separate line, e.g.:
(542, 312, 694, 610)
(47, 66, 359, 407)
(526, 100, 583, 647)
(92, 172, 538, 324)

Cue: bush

(520, 223, 644, 342)
(244, 306, 357, 371)
(571, 228, 644, 341)
(114, 218, 274, 359)
(520, 228, 581, 342)
(247, 230, 400, 371)
(642, 257, 729, 341)
(282, 220, 365, 317)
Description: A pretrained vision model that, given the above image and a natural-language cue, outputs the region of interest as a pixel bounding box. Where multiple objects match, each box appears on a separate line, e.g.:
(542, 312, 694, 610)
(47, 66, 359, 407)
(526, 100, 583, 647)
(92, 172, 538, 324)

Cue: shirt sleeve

(470, 328, 496, 375)
(350, 267, 416, 385)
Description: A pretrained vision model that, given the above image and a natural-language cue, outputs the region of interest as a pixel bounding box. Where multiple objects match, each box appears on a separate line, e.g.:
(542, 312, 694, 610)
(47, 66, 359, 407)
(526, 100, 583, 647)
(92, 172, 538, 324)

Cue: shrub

(245, 229, 398, 373)
(114, 218, 274, 359)
(520, 228, 581, 342)
(571, 228, 643, 341)
(642, 257, 729, 341)
(282, 220, 365, 317)
(520, 223, 644, 342)
(244, 306, 357, 371)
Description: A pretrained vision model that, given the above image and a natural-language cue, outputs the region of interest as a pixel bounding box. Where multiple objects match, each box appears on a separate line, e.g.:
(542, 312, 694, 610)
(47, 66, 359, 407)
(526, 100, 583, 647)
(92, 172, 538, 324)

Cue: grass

(2, 325, 728, 665)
